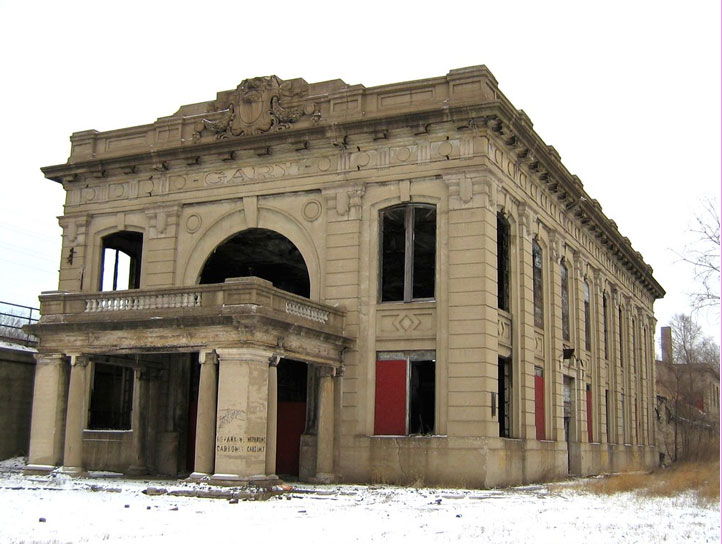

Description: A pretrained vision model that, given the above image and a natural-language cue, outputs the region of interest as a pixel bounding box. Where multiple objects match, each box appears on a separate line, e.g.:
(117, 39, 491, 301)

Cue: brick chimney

(661, 326, 673, 363)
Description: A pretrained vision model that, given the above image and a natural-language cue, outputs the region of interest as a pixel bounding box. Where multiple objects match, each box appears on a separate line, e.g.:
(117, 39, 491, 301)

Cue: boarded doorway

(276, 359, 308, 477)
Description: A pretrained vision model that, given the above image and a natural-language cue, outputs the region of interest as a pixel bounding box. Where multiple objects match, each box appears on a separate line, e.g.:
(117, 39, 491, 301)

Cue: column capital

(68, 354, 90, 367)
(216, 347, 275, 364)
(199, 350, 218, 365)
(318, 365, 337, 378)
(35, 353, 66, 367)
(268, 354, 281, 367)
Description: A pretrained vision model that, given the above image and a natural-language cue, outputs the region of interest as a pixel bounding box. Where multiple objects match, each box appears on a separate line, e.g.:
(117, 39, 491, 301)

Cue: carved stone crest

(194, 76, 320, 140)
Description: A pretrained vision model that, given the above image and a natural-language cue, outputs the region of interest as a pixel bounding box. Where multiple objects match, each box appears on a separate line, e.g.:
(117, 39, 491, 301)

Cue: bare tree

(679, 198, 720, 311)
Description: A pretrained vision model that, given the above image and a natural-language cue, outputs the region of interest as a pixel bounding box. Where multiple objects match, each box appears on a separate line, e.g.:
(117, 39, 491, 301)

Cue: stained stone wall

(33, 66, 664, 486)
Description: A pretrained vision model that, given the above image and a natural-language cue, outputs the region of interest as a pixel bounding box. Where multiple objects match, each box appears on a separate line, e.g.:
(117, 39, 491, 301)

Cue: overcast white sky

(0, 1, 719, 348)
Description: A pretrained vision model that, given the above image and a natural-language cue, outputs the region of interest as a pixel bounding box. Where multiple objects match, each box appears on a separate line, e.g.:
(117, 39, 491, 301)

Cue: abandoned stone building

(27, 66, 665, 486)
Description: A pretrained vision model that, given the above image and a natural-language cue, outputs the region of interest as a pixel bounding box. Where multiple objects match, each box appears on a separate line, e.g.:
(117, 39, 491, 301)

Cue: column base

(187, 472, 212, 481)
(311, 472, 336, 484)
(126, 464, 149, 476)
(24, 464, 56, 475)
(210, 473, 281, 487)
(60, 466, 85, 475)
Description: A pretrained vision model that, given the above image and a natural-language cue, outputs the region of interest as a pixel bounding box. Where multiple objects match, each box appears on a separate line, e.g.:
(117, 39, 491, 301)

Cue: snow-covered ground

(0, 457, 718, 543)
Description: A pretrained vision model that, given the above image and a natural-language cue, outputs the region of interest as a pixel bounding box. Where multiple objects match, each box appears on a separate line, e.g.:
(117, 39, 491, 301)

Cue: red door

(276, 401, 306, 476)
(374, 360, 407, 435)
(534, 368, 545, 440)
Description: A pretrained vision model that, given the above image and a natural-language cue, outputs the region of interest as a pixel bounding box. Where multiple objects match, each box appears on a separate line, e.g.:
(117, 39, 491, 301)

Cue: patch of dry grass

(569, 461, 720, 504)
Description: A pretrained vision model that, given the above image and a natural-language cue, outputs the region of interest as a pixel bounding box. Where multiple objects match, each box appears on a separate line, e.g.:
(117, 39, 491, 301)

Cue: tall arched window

(497, 212, 510, 312)
(532, 240, 544, 329)
(602, 293, 609, 360)
(380, 204, 436, 302)
(618, 306, 624, 368)
(560, 260, 570, 341)
(584, 279, 591, 351)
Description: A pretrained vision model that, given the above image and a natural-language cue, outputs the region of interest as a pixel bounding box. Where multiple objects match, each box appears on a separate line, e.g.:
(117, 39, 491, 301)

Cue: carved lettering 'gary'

(204, 162, 308, 185)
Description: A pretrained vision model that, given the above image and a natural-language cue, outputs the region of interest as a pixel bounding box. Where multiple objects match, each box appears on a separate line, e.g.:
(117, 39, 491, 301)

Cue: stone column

(27, 354, 68, 472)
(315, 366, 336, 482)
(62, 355, 90, 474)
(265, 355, 280, 478)
(213, 348, 271, 481)
(128, 367, 150, 475)
(191, 351, 218, 478)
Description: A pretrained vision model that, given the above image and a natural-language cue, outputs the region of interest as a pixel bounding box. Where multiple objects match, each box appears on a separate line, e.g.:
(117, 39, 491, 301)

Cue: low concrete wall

(338, 435, 656, 487)
(0, 345, 36, 459)
(82, 431, 134, 472)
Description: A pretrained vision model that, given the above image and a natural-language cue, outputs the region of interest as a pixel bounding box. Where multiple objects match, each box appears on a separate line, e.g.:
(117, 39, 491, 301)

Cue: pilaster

(213, 347, 271, 481)
(191, 350, 219, 478)
(27, 354, 68, 472)
(61, 355, 91, 474)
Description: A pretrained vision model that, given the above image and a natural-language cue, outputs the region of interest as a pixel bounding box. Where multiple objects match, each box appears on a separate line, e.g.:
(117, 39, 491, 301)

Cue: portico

(26, 277, 351, 482)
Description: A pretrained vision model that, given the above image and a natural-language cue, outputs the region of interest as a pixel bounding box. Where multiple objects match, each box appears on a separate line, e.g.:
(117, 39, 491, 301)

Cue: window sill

(370, 434, 447, 439)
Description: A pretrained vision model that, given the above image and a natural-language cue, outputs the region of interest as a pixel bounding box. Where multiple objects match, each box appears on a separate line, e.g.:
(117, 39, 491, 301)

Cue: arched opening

(198, 228, 310, 297)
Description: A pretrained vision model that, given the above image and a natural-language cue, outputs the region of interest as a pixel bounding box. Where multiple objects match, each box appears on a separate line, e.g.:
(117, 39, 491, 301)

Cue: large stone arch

(182, 206, 321, 300)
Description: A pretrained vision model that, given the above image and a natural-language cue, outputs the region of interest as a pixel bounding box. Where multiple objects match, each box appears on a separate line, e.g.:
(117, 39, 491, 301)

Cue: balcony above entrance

(28, 277, 352, 367)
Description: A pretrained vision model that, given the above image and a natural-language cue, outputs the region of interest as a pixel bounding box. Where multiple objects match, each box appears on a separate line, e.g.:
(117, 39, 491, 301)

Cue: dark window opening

(100, 231, 143, 291)
(586, 383, 593, 443)
(380, 204, 436, 302)
(532, 240, 544, 329)
(583, 280, 591, 351)
(632, 319, 637, 374)
(409, 360, 435, 435)
(498, 356, 512, 438)
(374, 351, 435, 435)
(561, 261, 570, 341)
(199, 228, 310, 297)
(618, 306, 624, 368)
(497, 213, 510, 311)
(605, 389, 612, 443)
(602, 293, 609, 360)
(88, 363, 134, 430)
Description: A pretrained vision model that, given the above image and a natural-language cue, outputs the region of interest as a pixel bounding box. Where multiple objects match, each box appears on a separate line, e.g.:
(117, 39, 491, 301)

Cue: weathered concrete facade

(0, 343, 36, 459)
(29, 66, 664, 486)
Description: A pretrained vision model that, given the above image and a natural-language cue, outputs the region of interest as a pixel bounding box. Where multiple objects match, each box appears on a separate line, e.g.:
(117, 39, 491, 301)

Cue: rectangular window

(534, 366, 545, 440)
(532, 240, 544, 329)
(561, 262, 570, 341)
(605, 389, 612, 443)
(100, 231, 143, 291)
(374, 351, 435, 435)
(583, 281, 591, 351)
(88, 363, 134, 430)
(618, 307, 624, 368)
(586, 383, 593, 443)
(380, 205, 436, 302)
(497, 213, 510, 312)
(603, 294, 609, 359)
(498, 356, 512, 438)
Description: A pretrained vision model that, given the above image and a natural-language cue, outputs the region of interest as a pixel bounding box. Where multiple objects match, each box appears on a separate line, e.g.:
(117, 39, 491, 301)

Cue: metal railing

(0, 300, 39, 346)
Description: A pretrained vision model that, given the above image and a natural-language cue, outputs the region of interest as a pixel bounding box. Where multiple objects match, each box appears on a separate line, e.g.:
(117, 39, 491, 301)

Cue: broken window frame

(532, 239, 544, 329)
(379, 204, 436, 303)
(374, 350, 436, 436)
(99, 231, 143, 291)
(583, 279, 592, 351)
(602, 293, 610, 360)
(88, 362, 134, 430)
(497, 212, 510, 312)
(560, 260, 570, 341)
(498, 356, 513, 438)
